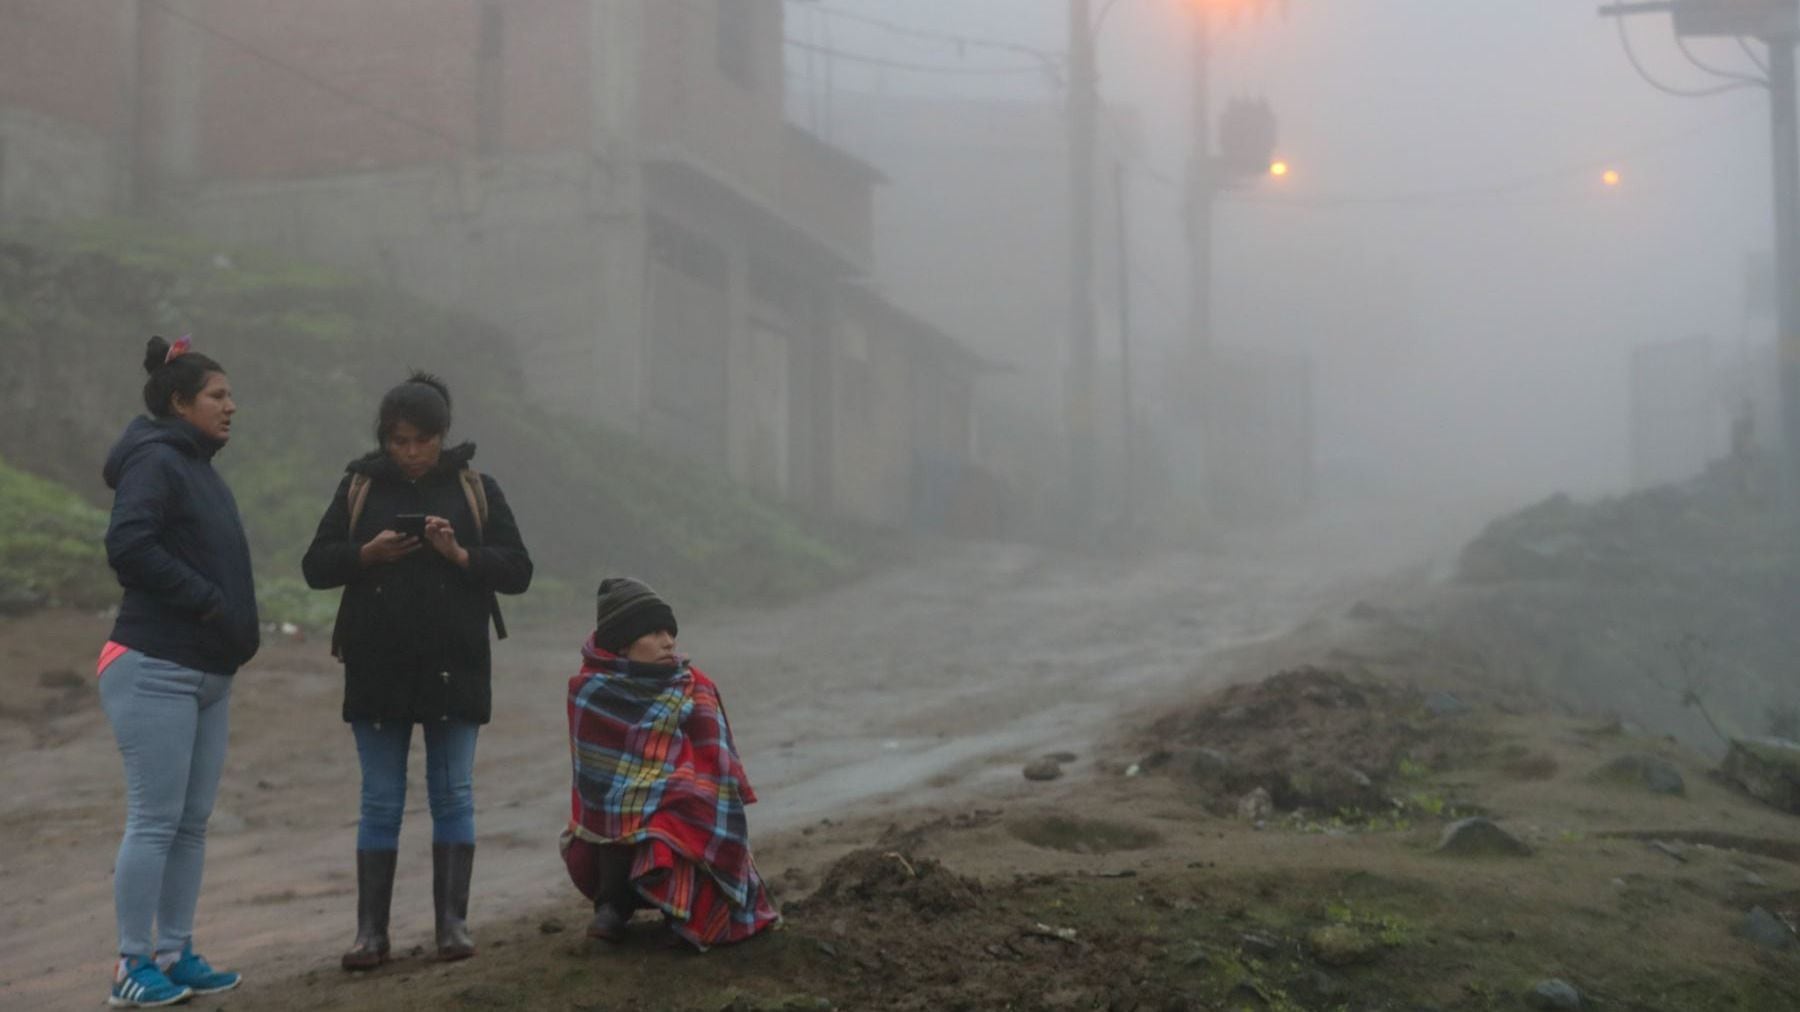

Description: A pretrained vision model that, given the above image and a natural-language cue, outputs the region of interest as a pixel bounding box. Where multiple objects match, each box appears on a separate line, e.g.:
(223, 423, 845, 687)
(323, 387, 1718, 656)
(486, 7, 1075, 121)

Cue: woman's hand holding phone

(359, 529, 421, 566)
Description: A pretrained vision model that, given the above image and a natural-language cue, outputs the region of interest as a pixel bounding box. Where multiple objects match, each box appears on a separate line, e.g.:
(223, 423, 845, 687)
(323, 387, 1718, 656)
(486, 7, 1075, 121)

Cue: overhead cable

(808, 3, 1064, 74)
(1673, 33, 1767, 86)
(1615, 15, 1766, 98)
(783, 37, 1054, 78)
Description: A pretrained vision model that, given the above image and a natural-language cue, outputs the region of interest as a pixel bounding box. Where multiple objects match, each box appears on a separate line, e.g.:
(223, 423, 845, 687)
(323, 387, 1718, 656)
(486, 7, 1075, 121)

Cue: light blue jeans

(98, 649, 233, 960)
(350, 719, 479, 850)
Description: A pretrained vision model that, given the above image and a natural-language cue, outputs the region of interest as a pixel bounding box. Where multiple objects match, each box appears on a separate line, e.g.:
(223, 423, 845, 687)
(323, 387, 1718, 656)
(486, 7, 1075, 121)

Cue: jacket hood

(346, 440, 477, 480)
(103, 416, 218, 490)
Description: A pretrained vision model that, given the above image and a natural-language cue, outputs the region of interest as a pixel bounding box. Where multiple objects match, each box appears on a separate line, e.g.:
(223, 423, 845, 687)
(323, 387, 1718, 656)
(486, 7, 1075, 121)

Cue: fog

(0, 0, 1783, 555)
(10, 7, 1800, 1004)
(796, 0, 1775, 545)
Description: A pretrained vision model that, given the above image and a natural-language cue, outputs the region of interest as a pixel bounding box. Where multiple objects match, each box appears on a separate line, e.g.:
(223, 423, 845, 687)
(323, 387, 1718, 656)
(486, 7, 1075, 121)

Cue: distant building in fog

(0, 0, 993, 531)
(822, 92, 1139, 523)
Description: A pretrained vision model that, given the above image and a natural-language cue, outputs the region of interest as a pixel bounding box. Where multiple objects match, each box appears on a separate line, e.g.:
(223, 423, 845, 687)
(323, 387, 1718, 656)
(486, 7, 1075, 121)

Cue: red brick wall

(190, 0, 591, 179)
(0, 0, 126, 134)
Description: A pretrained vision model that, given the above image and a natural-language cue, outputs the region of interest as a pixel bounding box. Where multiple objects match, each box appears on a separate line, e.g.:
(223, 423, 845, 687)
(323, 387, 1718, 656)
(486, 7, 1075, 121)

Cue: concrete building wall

(637, 0, 786, 206)
(0, 0, 982, 532)
(0, 1, 128, 134)
(828, 308, 915, 528)
(187, 0, 593, 179)
(0, 0, 132, 216)
(170, 1, 648, 429)
(0, 106, 115, 222)
(823, 94, 1137, 520)
(184, 153, 646, 430)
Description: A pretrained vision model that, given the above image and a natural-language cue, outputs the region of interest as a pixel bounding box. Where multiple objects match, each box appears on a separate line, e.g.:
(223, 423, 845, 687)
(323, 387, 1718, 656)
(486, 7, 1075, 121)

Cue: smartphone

(394, 513, 428, 538)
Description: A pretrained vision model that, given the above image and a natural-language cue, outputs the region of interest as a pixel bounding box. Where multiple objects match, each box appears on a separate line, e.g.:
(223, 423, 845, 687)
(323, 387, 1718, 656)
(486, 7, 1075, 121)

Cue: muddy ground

(9, 529, 1800, 1011)
(0, 539, 1361, 1009)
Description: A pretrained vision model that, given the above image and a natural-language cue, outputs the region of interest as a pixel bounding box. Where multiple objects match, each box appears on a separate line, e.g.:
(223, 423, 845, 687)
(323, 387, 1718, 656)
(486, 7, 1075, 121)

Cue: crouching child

(560, 578, 780, 949)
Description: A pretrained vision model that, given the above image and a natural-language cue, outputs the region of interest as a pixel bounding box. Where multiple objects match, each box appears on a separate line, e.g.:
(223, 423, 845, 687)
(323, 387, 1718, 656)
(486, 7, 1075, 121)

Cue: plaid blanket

(565, 635, 778, 947)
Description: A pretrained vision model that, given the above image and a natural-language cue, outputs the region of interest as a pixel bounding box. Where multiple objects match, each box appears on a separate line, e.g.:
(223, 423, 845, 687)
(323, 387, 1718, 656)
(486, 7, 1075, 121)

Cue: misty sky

(786, 0, 1776, 513)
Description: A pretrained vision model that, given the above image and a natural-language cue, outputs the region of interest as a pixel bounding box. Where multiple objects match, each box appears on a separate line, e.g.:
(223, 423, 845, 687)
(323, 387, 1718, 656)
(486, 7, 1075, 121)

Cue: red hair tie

(164, 335, 192, 364)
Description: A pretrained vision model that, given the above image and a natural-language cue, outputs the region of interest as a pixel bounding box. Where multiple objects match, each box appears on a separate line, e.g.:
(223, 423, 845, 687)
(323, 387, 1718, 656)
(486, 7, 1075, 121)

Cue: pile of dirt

(1356, 462, 1800, 757)
(1454, 462, 1794, 588)
(1135, 666, 1482, 814)
(790, 848, 983, 916)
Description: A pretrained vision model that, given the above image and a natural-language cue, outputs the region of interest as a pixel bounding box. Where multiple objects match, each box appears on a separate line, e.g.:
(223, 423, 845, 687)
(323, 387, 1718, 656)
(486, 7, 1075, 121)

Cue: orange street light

(1601, 168, 1621, 187)
(1268, 159, 1290, 178)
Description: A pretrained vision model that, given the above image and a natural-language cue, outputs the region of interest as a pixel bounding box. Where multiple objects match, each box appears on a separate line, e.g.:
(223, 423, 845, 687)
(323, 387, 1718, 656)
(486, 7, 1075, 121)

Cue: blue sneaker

(161, 944, 242, 995)
(107, 956, 191, 1007)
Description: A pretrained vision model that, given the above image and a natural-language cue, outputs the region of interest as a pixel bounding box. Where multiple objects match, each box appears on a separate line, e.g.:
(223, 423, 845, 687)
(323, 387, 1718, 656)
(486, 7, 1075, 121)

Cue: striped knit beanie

(594, 577, 678, 654)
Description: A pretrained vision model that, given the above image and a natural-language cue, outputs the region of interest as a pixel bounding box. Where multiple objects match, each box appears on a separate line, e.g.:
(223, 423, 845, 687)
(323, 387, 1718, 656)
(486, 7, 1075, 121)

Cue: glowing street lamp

(1268, 158, 1290, 178)
(1601, 168, 1621, 188)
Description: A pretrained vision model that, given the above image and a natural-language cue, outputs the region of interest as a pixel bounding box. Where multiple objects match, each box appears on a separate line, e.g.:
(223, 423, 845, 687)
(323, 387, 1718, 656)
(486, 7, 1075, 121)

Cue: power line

(1739, 35, 1771, 76)
(144, 0, 608, 194)
(782, 37, 1054, 78)
(1673, 33, 1767, 87)
(806, 4, 1064, 75)
(1145, 106, 1761, 211)
(1615, 14, 1765, 98)
(144, 0, 470, 152)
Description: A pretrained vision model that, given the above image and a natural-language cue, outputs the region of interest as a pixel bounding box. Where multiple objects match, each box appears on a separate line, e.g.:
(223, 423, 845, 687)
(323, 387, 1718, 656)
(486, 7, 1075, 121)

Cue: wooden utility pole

(1114, 158, 1137, 529)
(1186, 11, 1216, 365)
(1770, 39, 1800, 474)
(1600, 0, 1800, 477)
(1068, 0, 1100, 528)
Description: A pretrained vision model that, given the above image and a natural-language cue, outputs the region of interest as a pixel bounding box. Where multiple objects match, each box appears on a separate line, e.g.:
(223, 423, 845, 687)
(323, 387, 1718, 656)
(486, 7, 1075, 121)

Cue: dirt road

(0, 539, 1374, 1009)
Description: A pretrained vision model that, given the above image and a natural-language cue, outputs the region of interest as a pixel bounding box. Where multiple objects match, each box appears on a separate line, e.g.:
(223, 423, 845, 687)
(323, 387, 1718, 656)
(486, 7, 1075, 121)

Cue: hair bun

(143, 336, 171, 375)
(407, 370, 452, 409)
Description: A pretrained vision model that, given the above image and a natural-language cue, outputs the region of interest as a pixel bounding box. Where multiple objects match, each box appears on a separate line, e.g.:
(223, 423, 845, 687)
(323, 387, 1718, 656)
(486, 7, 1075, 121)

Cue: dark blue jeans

(350, 719, 478, 850)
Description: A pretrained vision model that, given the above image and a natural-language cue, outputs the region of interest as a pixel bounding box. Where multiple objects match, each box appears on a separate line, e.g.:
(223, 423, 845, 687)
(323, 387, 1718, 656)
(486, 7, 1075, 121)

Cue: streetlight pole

(1115, 158, 1137, 529)
(1068, 0, 1100, 529)
(1768, 39, 1800, 474)
(1600, 0, 1800, 479)
(1186, 9, 1215, 366)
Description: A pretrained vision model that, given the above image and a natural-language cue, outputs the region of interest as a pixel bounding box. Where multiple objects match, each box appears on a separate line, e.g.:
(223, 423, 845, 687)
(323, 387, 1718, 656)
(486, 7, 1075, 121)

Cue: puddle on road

(752, 704, 1103, 831)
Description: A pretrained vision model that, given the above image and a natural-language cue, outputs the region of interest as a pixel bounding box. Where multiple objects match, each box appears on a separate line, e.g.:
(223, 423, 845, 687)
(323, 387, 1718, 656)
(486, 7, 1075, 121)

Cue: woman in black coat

(301, 373, 531, 969)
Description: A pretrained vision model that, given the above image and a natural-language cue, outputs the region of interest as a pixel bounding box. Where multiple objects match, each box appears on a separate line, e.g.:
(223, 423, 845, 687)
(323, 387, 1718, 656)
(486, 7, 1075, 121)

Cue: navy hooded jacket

(103, 415, 260, 675)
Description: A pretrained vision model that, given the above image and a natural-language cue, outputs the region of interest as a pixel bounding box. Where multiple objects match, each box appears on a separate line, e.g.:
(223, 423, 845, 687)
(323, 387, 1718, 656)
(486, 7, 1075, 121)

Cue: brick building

(0, 0, 988, 529)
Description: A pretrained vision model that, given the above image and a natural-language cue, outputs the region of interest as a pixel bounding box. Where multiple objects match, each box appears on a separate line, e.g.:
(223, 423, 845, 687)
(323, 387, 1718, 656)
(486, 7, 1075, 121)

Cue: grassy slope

(0, 219, 864, 624)
(0, 455, 112, 611)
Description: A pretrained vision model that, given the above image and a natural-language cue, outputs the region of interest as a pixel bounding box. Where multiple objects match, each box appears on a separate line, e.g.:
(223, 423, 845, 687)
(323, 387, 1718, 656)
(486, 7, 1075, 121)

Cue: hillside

(0, 220, 868, 621)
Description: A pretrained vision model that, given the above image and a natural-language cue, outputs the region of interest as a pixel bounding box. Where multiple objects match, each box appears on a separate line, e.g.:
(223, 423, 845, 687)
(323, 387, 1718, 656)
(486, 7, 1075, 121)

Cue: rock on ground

(1434, 817, 1532, 857)
(1527, 978, 1583, 1009)
(1237, 787, 1273, 822)
(1739, 906, 1797, 950)
(1589, 752, 1685, 796)
(1424, 691, 1470, 718)
(1308, 923, 1380, 966)
(1721, 738, 1800, 814)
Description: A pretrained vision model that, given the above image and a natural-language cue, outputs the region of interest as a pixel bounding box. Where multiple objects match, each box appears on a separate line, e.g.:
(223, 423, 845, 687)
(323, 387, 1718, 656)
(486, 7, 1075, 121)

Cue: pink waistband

(96, 641, 130, 677)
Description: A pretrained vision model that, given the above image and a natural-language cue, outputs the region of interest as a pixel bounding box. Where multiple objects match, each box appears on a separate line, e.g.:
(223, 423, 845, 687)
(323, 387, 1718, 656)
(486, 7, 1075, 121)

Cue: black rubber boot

(341, 849, 397, 971)
(585, 845, 636, 942)
(432, 842, 477, 961)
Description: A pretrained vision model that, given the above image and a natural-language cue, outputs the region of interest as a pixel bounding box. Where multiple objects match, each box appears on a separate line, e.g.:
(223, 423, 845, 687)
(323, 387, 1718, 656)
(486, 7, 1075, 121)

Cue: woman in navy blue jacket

(96, 335, 258, 1008)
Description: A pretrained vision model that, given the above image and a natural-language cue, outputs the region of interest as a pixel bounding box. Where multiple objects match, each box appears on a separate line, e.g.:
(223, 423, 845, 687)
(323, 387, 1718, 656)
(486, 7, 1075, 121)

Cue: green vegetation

(0, 456, 114, 611)
(0, 219, 866, 624)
